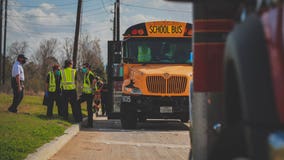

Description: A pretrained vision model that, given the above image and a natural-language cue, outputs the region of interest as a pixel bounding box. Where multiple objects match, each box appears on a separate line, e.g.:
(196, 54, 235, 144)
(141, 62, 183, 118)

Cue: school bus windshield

(124, 38, 192, 64)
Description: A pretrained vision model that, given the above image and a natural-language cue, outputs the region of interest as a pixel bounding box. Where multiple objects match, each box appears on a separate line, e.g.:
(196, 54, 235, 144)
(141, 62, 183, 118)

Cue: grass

(0, 93, 87, 160)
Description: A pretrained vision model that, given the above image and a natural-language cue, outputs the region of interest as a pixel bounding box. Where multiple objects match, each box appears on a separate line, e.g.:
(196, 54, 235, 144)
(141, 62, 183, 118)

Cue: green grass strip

(0, 93, 73, 160)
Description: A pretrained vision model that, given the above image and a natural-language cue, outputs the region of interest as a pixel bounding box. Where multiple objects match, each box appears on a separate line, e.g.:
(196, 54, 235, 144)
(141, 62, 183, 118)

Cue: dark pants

(47, 92, 63, 117)
(101, 95, 106, 116)
(62, 90, 82, 122)
(78, 94, 94, 126)
(8, 82, 24, 113)
(101, 93, 109, 116)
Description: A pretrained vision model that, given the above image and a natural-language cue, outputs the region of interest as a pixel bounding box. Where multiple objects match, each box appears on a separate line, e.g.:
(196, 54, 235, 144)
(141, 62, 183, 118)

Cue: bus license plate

(160, 106, 172, 113)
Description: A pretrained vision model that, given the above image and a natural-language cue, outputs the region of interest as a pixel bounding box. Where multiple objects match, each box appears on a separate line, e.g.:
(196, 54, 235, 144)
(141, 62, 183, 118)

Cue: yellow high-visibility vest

(61, 68, 76, 90)
(94, 80, 103, 92)
(82, 71, 95, 94)
(48, 71, 56, 92)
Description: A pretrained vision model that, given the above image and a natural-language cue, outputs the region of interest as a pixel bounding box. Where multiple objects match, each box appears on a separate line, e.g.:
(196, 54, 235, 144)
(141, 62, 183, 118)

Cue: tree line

(0, 34, 106, 95)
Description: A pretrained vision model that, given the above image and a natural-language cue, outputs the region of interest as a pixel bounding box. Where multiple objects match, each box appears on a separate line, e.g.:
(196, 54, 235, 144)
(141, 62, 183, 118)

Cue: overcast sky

(7, 0, 192, 64)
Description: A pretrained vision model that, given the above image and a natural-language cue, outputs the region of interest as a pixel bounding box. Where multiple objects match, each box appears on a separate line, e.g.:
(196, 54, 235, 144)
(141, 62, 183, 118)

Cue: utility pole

(113, 4, 116, 41)
(113, 0, 120, 41)
(72, 0, 82, 69)
(2, 0, 6, 84)
(0, 0, 3, 84)
(116, 0, 120, 41)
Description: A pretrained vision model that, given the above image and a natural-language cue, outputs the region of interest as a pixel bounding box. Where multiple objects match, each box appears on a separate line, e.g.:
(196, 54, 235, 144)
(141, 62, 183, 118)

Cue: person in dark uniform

(61, 60, 82, 122)
(45, 64, 62, 118)
(100, 83, 108, 116)
(8, 54, 27, 113)
(78, 63, 95, 127)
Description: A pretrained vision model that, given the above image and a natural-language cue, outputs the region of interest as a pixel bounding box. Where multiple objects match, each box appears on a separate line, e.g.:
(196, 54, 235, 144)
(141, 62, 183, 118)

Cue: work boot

(8, 108, 17, 113)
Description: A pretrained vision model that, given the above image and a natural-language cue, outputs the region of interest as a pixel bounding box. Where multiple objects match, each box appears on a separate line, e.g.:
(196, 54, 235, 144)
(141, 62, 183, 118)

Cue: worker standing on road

(8, 54, 28, 113)
(78, 63, 96, 127)
(61, 60, 82, 122)
(45, 64, 63, 118)
(100, 83, 108, 116)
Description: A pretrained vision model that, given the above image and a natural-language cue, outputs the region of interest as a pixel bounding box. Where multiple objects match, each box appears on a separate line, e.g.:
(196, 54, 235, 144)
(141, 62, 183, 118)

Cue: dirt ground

(50, 116, 191, 160)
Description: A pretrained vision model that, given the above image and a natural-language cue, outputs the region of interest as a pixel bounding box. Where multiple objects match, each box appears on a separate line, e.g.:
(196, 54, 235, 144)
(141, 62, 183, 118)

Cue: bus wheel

(120, 102, 137, 129)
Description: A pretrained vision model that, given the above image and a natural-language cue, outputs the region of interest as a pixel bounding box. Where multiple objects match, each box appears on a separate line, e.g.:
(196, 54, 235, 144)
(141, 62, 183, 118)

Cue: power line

(120, 2, 191, 13)
(8, 18, 76, 27)
(8, 4, 112, 18)
(8, 16, 106, 28)
(9, 18, 70, 37)
(83, 10, 107, 17)
(84, 1, 113, 12)
(9, 20, 36, 40)
(101, 0, 109, 14)
(8, 0, 93, 8)
(8, 27, 74, 38)
(8, 0, 97, 12)
(7, 12, 73, 18)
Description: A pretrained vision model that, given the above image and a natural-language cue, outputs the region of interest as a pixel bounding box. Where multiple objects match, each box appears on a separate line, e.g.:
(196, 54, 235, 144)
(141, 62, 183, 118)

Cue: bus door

(107, 41, 123, 119)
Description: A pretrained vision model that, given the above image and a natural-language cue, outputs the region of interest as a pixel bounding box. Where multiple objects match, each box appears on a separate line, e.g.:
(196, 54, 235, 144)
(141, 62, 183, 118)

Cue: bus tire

(211, 14, 278, 160)
(120, 102, 137, 129)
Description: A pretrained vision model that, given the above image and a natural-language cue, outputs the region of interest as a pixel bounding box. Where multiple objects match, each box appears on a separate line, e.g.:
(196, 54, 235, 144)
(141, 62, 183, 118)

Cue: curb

(25, 117, 88, 160)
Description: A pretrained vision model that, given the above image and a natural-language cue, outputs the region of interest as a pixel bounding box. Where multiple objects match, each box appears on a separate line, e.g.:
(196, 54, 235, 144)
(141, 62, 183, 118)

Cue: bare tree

(61, 37, 73, 65)
(24, 62, 42, 93)
(8, 41, 28, 60)
(35, 38, 59, 82)
(78, 35, 103, 68)
(78, 34, 91, 67)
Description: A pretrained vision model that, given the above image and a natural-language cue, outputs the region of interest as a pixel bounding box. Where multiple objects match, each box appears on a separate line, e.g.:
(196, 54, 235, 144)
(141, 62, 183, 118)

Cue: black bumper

(122, 94, 189, 118)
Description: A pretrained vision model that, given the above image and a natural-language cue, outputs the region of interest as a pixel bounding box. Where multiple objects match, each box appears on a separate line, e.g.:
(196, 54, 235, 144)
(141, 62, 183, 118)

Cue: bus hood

(129, 64, 193, 77)
(123, 64, 193, 96)
(124, 64, 193, 96)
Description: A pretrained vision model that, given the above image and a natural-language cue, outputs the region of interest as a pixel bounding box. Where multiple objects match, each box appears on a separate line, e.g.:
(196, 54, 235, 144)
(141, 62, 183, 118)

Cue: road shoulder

(24, 118, 87, 160)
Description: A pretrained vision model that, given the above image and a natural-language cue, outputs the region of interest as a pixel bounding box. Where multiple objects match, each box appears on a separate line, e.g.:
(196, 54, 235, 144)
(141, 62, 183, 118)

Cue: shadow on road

(80, 116, 190, 132)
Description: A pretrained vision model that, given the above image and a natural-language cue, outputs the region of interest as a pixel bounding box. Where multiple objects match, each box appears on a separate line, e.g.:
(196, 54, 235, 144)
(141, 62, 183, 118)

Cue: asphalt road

(49, 116, 191, 160)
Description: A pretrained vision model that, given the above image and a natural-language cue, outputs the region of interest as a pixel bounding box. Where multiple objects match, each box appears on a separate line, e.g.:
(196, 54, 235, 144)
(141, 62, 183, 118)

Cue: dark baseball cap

(83, 63, 91, 68)
(52, 64, 60, 70)
(18, 54, 28, 59)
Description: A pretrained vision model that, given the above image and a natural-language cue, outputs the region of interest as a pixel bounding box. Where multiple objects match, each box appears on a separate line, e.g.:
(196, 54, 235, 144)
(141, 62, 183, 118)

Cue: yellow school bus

(120, 21, 193, 129)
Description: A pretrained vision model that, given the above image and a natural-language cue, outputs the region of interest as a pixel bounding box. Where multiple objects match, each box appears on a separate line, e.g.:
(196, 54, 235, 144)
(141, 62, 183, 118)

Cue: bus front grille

(146, 76, 187, 94)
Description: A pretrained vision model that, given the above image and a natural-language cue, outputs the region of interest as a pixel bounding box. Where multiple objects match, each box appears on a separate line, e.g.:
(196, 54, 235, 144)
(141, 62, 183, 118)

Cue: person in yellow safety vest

(77, 63, 96, 128)
(93, 76, 104, 116)
(45, 64, 63, 118)
(137, 43, 151, 62)
(61, 59, 82, 122)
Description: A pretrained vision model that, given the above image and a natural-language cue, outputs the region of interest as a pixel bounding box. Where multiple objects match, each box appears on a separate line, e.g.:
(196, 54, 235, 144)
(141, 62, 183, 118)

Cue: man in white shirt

(8, 54, 27, 113)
